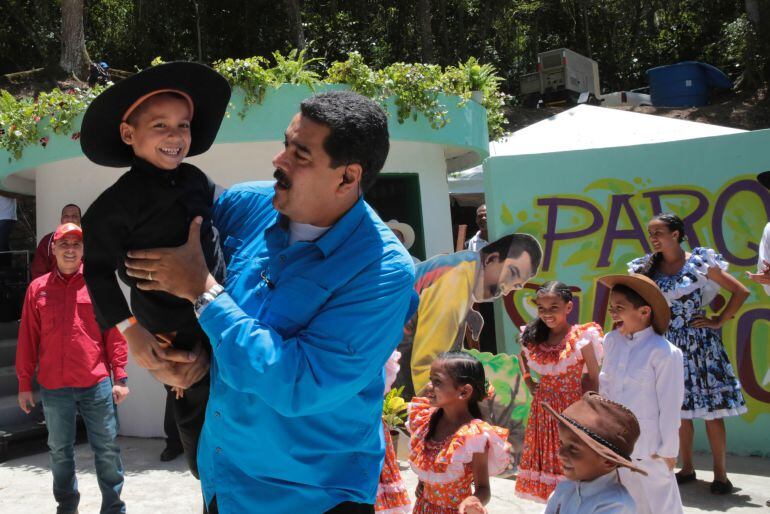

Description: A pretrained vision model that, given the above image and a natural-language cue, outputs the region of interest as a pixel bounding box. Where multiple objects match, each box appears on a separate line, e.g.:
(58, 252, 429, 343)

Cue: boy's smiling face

(608, 290, 651, 336)
(120, 93, 192, 170)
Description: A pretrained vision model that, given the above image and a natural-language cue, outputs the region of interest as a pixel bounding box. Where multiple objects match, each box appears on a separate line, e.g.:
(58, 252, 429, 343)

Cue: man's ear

(119, 122, 134, 145)
(483, 251, 501, 266)
(338, 163, 363, 194)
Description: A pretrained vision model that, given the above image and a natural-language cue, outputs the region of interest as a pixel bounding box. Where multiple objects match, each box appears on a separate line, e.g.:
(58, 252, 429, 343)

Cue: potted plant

(383, 386, 409, 459)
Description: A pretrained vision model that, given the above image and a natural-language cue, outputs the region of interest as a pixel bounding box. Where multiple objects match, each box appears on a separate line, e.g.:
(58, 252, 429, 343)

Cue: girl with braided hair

(629, 212, 749, 494)
(514, 281, 604, 503)
(407, 352, 510, 514)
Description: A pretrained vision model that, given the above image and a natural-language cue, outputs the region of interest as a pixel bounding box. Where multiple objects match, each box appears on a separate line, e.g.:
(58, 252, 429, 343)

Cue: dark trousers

(163, 385, 183, 451)
(171, 373, 209, 479)
(206, 497, 373, 514)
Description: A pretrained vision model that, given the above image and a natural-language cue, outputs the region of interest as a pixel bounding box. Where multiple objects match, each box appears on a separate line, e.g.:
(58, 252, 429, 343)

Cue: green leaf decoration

(500, 204, 515, 225)
(584, 178, 636, 194)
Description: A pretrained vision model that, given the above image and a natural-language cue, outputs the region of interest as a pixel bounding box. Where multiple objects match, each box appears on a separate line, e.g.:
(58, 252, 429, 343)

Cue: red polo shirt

(16, 265, 127, 392)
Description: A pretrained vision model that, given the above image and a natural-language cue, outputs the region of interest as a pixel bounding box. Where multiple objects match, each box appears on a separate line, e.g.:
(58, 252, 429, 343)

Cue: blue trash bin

(646, 61, 732, 107)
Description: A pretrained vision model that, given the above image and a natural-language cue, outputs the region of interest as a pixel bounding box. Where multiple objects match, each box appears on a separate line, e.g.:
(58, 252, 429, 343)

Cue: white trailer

(520, 48, 600, 105)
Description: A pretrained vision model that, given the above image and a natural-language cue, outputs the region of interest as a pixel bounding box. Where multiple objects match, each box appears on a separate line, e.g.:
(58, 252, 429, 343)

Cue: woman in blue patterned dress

(629, 213, 749, 495)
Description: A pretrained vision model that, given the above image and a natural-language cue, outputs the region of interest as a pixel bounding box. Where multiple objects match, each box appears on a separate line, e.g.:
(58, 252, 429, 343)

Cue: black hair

(520, 281, 573, 347)
(125, 91, 191, 126)
(481, 233, 543, 273)
(299, 90, 389, 193)
(642, 213, 685, 278)
(427, 351, 487, 440)
(61, 203, 81, 216)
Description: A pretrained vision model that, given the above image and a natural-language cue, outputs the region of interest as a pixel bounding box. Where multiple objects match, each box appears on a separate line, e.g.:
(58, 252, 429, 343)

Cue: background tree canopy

(1, 0, 768, 96)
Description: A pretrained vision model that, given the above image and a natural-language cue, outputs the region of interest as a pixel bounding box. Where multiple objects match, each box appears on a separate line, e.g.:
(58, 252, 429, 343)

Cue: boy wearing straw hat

(542, 392, 643, 513)
(79, 61, 230, 480)
(598, 274, 685, 514)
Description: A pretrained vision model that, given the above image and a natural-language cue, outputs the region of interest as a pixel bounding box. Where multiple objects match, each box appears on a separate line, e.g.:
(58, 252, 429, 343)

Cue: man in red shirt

(16, 222, 129, 514)
(29, 203, 81, 280)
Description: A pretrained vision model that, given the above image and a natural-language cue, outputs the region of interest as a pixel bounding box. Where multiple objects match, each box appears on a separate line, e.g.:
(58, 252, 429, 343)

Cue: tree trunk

(418, 0, 433, 63)
(581, 0, 592, 58)
(284, 0, 305, 49)
(59, 0, 91, 79)
(437, 0, 449, 65)
(192, 0, 203, 62)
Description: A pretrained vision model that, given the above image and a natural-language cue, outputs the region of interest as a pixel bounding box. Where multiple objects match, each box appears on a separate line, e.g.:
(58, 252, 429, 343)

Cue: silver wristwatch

(193, 283, 225, 318)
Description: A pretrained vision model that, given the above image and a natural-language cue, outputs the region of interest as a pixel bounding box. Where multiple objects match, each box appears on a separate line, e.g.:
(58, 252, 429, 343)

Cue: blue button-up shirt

(197, 182, 418, 513)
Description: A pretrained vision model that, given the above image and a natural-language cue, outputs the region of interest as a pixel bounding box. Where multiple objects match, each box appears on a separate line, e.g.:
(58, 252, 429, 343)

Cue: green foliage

(382, 386, 408, 430)
(0, 86, 103, 162)
(270, 49, 322, 87)
(213, 56, 275, 116)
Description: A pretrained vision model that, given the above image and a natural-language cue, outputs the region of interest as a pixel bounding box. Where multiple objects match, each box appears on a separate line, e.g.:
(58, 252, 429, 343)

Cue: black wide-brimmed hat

(758, 171, 770, 189)
(80, 61, 231, 167)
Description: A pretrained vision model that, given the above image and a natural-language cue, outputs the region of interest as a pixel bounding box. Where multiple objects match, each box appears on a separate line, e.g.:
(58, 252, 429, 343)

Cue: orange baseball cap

(53, 223, 83, 242)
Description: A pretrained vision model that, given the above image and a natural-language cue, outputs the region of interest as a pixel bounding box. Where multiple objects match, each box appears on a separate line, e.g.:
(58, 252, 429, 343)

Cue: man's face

(60, 206, 81, 226)
(120, 95, 192, 170)
(52, 235, 83, 274)
(272, 113, 349, 225)
(476, 205, 487, 232)
(478, 249, 534, 301)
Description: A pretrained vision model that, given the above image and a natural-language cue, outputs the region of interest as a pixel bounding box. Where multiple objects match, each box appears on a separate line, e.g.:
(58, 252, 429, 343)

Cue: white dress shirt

(758, 222, 770, 296)
(465, 231, 488, 252)
(543, 470, 636, 514)
(599, 326, 684, 459)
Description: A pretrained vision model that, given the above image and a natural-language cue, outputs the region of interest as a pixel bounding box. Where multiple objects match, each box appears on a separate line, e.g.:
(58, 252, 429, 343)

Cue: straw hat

(598, 273, 671, 335)
(386, 219, 416, 250)
(543, 392, 647, 475)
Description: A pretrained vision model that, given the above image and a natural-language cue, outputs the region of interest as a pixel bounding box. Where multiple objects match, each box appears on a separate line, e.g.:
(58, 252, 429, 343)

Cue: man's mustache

(274, 169, 291, 189)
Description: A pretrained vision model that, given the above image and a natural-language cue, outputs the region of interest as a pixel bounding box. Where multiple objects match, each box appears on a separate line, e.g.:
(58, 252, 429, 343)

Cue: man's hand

(458, 497, 487, 514)
(18, 391, 35, 414)
(746, 259, 770, 285)
(124, 323, 194, 370)
(112, 384, 130, 405)
(150, 343, 210, 389)
(652, 454, 677, 471)
(125, 217, 216, 302)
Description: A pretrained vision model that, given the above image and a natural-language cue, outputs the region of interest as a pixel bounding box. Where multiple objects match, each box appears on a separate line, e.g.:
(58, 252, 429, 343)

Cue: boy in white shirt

(542, 392, 643, 514)
(598, 274, 685, 514)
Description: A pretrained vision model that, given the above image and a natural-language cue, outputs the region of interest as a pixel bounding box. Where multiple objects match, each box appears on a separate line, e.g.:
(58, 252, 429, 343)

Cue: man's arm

(29, 234, 52, 280)
(200, 265, 416, 417)
(16, 285, 41, 393)
(103, 327, 128, 382)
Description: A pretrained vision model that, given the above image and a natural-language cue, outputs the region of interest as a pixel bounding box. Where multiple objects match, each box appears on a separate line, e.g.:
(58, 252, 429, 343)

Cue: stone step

(0, 393, 43, 433)
(0, 321, 19, 340)
(0, 339, 17, 367)
(0, 366, 18, 398)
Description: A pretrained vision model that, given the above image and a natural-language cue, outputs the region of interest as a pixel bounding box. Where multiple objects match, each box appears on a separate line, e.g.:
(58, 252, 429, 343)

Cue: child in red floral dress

(408, 351, 510, 514)
(514, 281, 604, 503)
(376, 350, 412, 513)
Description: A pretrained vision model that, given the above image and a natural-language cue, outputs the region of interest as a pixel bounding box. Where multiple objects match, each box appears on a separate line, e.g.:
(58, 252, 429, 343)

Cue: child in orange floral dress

(514, 281, 604, 503)
(376, 350, 412, 513)
(408, 351, 510, 514)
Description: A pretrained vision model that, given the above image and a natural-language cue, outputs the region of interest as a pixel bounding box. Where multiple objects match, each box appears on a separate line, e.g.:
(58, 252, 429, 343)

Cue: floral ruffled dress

(376, 351, 412, 514)
(514, 323, 604, 503)
(407, 398, 510, 514)
(629, 247, 747, 419)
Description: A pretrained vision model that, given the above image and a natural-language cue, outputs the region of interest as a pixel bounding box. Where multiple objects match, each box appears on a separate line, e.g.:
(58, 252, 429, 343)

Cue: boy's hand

(17, 391, 35, 414)
(112, 384, 130, 405)
(652, 454, 676, 470)
(459, 497, 487, 514)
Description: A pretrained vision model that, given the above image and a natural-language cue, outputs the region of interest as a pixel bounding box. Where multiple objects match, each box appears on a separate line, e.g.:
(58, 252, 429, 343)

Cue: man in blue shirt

(125, 90, 418, 514)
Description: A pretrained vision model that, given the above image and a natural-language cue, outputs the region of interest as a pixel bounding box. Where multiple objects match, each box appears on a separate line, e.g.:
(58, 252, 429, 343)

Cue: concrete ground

(0, 437, 768, 513)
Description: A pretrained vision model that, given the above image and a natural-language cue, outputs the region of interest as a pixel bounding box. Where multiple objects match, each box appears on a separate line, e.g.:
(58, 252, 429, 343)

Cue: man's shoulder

(27, 273, 53, 294)
(218, 181, 275, 206)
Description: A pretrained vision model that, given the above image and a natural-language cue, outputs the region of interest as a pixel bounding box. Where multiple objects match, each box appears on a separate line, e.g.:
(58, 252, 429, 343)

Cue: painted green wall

(485, 129, 770, 456)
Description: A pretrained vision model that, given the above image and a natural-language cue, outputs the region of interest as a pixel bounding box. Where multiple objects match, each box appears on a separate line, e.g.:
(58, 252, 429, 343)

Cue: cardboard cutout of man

(395, 233, 543, 398)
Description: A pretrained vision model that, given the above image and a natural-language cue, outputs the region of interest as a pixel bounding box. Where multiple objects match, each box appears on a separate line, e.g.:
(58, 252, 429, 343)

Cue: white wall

(32, 139, 453, 436)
